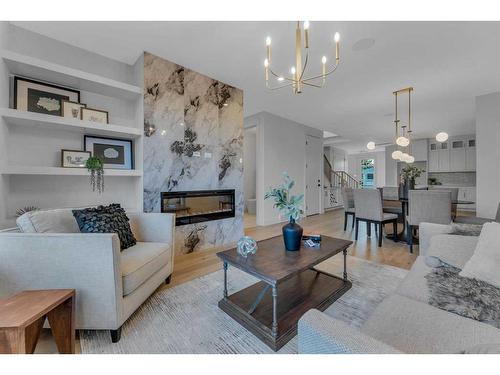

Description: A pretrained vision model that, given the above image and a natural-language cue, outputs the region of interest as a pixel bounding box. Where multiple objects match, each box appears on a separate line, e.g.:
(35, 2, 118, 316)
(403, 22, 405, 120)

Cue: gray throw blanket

(426, 265, 500, 328)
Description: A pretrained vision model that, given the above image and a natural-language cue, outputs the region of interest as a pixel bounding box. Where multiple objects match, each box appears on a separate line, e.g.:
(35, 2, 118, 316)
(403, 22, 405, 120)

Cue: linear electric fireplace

(161, 189, 235, 226)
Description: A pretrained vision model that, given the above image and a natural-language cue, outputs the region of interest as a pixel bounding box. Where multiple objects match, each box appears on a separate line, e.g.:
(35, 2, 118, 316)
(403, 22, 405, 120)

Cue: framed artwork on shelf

(81, 107, 109, 124)
(84, 135, 133, 170)
(61, 149, 91, 168)
(61, 100, 87, 119)
(14, 76, 80, 116)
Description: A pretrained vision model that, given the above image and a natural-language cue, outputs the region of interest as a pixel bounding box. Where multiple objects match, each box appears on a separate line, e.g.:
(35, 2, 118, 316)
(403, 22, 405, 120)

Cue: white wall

(252, 112, 323, 226)
(476, 92, 500, 218)
(347, 150, 386, 188)
(243, 127, 256, 200)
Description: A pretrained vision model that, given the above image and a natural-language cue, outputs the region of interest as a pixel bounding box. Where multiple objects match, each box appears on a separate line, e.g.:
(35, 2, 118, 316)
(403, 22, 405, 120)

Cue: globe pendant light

(396, 136, 410, 147)
(436, 132, 449, 143)
(366, 141, 376, 150)
(391, 150, 403, 160)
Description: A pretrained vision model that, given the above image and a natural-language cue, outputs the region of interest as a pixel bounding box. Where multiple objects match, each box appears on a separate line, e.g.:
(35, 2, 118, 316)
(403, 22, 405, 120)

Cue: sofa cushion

(395, 256, 431, 303)
(425, 235, 478, 269)
(361, 294, 500, 353)
(73, 204, 136, 250)
(121, 242, 171, 296)
(460, 222, 500, 288)
(16, 208, 80, 233)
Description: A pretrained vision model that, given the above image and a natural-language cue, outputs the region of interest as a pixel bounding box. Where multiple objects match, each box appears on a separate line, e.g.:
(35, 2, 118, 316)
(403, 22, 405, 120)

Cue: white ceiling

(13, 21, 500, 153)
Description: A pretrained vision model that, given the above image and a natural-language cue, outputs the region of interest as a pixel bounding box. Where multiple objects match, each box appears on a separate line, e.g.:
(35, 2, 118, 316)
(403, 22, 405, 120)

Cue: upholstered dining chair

(353, 189, 398, 247)
(341, 187, 356, 230)
(407, 190, 452, 253)
(429, 186, 459, 219)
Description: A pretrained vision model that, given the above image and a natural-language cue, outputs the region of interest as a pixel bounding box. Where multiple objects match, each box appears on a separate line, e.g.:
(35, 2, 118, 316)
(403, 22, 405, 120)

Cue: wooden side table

(0, 289, 75, 354)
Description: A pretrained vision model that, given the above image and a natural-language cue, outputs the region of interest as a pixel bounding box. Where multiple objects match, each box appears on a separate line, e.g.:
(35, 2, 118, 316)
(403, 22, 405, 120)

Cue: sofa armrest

(0, 233, 122, 329)
(298, 309, 401, 354)
(419, 222, 453, 256)
(127, 212, 175, 244)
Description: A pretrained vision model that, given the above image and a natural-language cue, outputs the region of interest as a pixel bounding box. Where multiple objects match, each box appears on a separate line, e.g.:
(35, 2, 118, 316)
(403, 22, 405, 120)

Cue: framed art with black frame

(14, 76, 80, 116)
(84, 135, 134, 170)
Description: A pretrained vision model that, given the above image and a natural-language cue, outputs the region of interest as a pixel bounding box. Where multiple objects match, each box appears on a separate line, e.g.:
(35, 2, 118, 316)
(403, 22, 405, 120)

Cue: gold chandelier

(391, 87, 415, 163)
(264, 21, 341, 94)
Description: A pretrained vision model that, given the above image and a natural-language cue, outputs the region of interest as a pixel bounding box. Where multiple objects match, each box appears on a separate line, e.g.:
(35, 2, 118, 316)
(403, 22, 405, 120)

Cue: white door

(305, 135, 322, 216)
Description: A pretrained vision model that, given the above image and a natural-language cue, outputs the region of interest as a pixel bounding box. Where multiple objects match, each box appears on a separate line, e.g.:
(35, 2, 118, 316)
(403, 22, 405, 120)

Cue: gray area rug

(81, 256, 408, 354)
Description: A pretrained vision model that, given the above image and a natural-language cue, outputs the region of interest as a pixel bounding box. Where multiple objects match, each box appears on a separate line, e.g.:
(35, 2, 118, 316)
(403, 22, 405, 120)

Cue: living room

(1, 1, 500, 373)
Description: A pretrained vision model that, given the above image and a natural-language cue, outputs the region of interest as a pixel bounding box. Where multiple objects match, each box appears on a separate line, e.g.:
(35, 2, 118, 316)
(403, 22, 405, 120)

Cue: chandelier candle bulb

(334, 32, 340, 60)
(266, 36, 271, 62)
(304, 21, 309, 48)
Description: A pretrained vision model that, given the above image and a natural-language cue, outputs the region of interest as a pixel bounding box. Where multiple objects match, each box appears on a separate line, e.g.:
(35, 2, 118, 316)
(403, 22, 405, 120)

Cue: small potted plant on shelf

(399, 164, 425, 199)
(86, 156, 104, 193)
(264, 172, 304, 251)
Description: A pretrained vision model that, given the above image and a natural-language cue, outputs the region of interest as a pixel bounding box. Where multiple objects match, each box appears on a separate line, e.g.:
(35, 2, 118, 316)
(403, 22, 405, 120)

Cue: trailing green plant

(86, 156, 104, 193)
(400, 164, 425, 183)
(264, 172, 304, 222)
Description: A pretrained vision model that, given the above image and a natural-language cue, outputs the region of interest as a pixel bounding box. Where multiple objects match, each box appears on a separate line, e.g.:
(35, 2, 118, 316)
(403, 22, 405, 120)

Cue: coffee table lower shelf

(218, 269, 352, 351)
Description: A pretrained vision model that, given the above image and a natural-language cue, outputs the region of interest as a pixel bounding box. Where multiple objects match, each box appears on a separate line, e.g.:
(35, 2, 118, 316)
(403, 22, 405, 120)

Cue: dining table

(382, 196, 475, 243)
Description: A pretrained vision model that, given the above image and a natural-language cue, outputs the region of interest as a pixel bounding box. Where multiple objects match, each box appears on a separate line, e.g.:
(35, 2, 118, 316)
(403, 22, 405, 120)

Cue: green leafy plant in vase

(86, 156, 104, 193)
(264, 172, 304, 251)
(399, 164, 425, 199)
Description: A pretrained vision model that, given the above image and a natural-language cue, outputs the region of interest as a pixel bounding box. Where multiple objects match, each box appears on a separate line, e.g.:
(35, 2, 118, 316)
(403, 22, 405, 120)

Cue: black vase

(399, 179, 415, 199)
(282, 218, 303, 251)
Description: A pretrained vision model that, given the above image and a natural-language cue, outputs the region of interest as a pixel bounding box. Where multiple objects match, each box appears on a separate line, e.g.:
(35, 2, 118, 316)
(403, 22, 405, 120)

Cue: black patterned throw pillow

(72, 204, 136, 250)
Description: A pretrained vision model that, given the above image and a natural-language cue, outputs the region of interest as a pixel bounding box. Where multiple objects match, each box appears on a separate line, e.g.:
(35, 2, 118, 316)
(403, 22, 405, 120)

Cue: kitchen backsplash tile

(428, 172, 476, 186)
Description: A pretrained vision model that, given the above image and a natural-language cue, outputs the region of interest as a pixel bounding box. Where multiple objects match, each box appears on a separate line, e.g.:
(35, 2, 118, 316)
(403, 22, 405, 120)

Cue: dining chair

(407, 190, 452, 253)
(429, 186, 459, 219)
(353, 189, 398, 247)
(341, 187, 356, 230)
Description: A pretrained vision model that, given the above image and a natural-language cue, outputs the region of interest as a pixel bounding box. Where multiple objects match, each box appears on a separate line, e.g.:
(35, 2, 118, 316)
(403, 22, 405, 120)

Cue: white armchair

(0, 211, 175, 343)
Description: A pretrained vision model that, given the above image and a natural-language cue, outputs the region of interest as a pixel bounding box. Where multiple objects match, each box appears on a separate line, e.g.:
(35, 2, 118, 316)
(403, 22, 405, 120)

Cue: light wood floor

(166, 208, 418, 291)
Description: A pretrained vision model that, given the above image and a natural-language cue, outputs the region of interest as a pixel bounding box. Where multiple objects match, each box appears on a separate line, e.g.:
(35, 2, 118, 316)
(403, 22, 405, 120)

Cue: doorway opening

(360, 158, 375, 188)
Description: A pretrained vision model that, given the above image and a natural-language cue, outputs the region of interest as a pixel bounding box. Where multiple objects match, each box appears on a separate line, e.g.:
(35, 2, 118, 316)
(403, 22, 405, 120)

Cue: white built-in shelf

(1, 108, 142, 139)
(1, 49, 142, 100)
(0, 166, 142, 177)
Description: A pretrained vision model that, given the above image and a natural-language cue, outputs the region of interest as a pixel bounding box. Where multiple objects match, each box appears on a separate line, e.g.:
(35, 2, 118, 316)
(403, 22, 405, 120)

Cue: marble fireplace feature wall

(143, 52, 244, 255)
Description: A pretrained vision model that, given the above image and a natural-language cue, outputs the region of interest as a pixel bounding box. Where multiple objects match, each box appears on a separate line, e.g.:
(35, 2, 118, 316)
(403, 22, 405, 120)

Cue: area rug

(80, 256, 408, 354)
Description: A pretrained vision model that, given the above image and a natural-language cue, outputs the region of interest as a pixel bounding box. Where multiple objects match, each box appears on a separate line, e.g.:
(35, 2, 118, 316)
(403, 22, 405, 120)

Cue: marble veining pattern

(143, 52, 244, 255)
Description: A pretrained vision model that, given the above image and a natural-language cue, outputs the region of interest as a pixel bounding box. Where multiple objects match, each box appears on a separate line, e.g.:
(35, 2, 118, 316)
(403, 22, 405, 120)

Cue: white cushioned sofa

(298, 221, 500, 354)
(0, 208, 175, 343)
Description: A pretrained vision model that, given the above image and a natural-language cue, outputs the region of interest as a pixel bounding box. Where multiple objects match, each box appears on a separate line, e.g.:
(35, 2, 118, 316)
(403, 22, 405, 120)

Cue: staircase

(323, 155, 359, 209)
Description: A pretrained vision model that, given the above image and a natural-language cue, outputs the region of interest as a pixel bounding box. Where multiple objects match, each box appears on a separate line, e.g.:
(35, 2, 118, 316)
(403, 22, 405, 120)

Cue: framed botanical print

(61, 100, 87, 119)
(84, 135, 133, 170)
(14, 77, 80, 116)
(61, 149, 91, 168)
(81, 107, 109, 124)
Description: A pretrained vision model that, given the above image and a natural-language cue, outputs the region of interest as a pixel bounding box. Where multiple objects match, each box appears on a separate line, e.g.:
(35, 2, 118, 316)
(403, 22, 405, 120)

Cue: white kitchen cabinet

(465, 138, 476, 171)
(438, 142, 450, 171)
(450, 139, 466, 171)
(457, 187, 476, 211)
(428, 136, 476, 172)
(428, 142, 439, 172)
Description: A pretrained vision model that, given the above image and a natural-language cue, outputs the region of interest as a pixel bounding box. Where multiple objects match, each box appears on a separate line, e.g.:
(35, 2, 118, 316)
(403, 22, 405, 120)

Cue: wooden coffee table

(217, 235, 352, 351)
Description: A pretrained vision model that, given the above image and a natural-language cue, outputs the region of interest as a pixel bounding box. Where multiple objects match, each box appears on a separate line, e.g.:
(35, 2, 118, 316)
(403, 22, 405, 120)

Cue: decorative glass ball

(237, 236, 258, 258)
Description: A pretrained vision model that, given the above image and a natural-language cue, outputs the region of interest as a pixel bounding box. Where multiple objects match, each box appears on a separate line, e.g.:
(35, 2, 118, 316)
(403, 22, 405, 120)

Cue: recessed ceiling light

(352, 38, 375, 52)
(223, 103, 228, 107)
